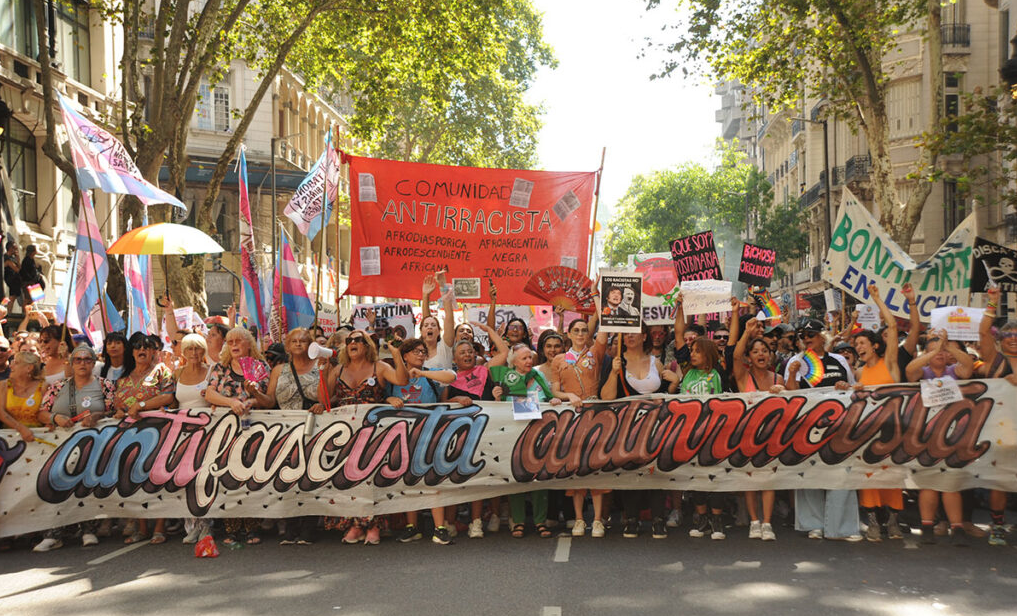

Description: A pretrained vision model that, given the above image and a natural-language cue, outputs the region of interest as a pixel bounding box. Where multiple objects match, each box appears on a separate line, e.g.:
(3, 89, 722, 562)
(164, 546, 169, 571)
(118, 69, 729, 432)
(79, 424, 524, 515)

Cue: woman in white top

(419, 273, 456, 369)
(39, 325, 70, 385)
(174, 333, 211, 409)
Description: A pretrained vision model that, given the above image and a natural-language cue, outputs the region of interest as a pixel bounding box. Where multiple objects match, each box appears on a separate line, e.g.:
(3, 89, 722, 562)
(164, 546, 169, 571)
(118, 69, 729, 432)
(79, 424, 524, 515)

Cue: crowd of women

(0, 274, 1013, 552)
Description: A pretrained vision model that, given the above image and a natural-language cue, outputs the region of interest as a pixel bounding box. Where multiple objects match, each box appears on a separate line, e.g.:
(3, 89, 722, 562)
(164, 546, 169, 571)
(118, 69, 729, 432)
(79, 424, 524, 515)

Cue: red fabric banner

(347, 155, 597, 304)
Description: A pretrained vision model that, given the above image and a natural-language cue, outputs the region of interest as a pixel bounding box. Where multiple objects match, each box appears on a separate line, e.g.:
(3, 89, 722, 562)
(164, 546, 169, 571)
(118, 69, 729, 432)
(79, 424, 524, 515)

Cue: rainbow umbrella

(107, 222, 225, 296)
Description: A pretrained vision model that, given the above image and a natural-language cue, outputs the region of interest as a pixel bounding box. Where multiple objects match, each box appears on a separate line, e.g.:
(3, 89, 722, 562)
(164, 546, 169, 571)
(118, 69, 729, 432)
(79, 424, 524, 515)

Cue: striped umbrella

(107, 222, 225, 256)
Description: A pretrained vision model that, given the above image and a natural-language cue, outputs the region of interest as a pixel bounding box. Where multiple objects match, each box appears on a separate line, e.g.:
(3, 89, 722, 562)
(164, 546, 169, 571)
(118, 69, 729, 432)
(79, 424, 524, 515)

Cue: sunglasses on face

(1001, 332, 1017, 340)
(347, 335, 366, 343)
(71, 357, 95, 364)
(714, 335, 729, 340)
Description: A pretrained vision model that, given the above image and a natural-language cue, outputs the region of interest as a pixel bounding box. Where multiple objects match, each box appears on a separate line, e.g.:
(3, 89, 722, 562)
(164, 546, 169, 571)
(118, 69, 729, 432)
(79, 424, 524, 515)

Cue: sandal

(124, 532, 148, 545)
(150, 532, 166, 545)
(536, 524, 553, 539)
(511, 524, 526, 538)
(245, 533, 261, 545)
(222, 533, 239, 546)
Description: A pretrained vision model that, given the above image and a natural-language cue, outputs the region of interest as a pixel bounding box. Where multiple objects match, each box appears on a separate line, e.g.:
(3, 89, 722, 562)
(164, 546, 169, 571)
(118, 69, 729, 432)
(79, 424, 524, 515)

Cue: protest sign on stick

(670, 230, 722, 282)
(929, 306, 984, 341)
(738, 243, 776, 287)
(598, 270, 643, 333)
(352, 302, 415, 340)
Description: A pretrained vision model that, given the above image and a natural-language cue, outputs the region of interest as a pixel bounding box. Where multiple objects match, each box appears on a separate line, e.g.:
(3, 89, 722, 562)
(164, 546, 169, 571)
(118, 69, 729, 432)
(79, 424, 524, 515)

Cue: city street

(2, 523, 1016, 616)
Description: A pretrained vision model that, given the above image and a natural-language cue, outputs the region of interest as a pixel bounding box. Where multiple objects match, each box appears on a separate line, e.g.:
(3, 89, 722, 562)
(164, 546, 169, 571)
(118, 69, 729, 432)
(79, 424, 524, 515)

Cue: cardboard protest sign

(318, 304, 339, 336)
(930, 306, 984, 341)
(670, 230, 722, 282)
(680, 279, 733, 316)
(352, 302, 415, 340)
(738, 243, 776, 287)
(466, 304, 540, 348)
(824, 188, 975, 321)
(628, 252, 679, 325)
(347, 155, 597, 305)
(971, 236, 1017, 293)
(598, 270, 643, 333)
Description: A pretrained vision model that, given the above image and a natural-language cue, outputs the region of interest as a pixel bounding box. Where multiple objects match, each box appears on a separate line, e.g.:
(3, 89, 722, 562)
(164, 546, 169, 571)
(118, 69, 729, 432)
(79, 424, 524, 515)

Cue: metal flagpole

(587, 147, 606, 278)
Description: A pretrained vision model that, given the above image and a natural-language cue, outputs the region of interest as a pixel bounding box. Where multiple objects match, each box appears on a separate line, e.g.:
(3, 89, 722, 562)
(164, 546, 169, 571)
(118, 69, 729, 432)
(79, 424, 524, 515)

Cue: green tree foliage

(603, 143, 805, 271)
(288, 0, 555, 169)
(645, 0, 944, 246)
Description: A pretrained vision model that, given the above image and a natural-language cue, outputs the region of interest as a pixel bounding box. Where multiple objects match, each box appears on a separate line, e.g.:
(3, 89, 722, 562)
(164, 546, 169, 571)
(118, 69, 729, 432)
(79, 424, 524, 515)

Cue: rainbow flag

(801, 348, 826, 387)
(750, 287, 781, 320)
(26, 283, 44, 304)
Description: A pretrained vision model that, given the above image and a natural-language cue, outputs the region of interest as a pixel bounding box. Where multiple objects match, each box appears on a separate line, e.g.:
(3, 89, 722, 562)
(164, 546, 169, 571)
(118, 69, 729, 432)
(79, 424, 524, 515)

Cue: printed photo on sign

(453, 278, 482, 300)
(552, 190, 581, 222)
(737, 242, 777, 287)
(679, 279, 733, 316)
(560, 255, 578, 269)
(358, 173, 378, 202)
(598, 270, 642, 333)
(670, 230, 722, 282)
(360, 246, 381, 276)
(353, 302, 416, 341)
(509, 178, 534, 208)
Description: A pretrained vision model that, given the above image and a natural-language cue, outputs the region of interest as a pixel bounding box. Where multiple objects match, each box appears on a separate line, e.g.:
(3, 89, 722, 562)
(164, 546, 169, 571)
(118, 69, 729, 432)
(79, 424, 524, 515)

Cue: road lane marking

(542, 607, 562, 616)
(553, 537, 571, 562)
(86, 539, 150, 565)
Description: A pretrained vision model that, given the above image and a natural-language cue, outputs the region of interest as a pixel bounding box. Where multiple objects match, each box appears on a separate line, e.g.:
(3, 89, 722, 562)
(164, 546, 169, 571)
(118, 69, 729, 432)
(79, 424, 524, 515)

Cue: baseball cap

(796, 317, 825, 334)
(265, 342, 287, 362)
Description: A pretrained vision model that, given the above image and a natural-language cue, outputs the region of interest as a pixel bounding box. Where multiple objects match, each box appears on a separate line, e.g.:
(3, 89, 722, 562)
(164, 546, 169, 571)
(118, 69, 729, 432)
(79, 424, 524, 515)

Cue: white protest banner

(824, 188, 975, 322)
(353, 302, 415, 340)
(2, 380, 1014, 537)
(920, 377, 964, 408)
(628, 252, 679, 325)
(930, 306, 984, 342)
(856, 304, 880, 331)
(680, 279, 734, 316)
(599, 270, 643, 333)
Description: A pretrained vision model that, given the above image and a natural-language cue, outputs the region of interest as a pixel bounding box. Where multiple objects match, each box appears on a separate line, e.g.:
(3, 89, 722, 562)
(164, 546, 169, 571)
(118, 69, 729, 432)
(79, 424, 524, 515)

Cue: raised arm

(727, 296, 741, 343)
(905, 338, 939, 383)
(440, 281, 456, 348)
(979, 286, 1000, 367)
(944, 336, 974, 379)
(486, 280, 498, 332)
(732, 317, 760, 384)
(378, 340, 409, 386)
(163, 293, 180, 343)
(476, 321, 509, 366)
(672, 293, 685, 345)
(869, 284, 899, 381)
(900, 283, 921, 356)
(421, 274, 436, 321)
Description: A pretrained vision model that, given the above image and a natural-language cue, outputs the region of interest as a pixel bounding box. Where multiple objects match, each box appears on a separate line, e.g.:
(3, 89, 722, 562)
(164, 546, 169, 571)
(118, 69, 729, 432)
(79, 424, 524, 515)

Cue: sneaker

(689, 514, 708, 538)
(748, 520, 762, 540)
(280, 538, 297, 546)
(920, 525, 936, 545)
(760, 523, 776, 541)
(950, 528, 970, 547)
(296, 538, 314, 546)
(432, 526, 453, 545)
(398, 525, 422, 543)
(865, 512, 882, 542)
(962, 522, 987, 538)
(886, 512, 903, 539)
(591, 520, 606, 538)
(342, 526, 365, 544)
(468, 518, 484, 539)
(807, 529, 824, 540)
(622, 520, 639, 538)
(709, 515, 726, 540)
(182, 526, 203, 544)
(989, 524, 1008, 546)
(842, 534, 864, 542)
(651, 518, 667, 539)
(33, 538, 63, 552)
(665, 509, 682, 528)
(364, 526, 381, 545)
(81, 533, 99, 547)
(487, 514, 501, 533)
(571, 519, 587, 537)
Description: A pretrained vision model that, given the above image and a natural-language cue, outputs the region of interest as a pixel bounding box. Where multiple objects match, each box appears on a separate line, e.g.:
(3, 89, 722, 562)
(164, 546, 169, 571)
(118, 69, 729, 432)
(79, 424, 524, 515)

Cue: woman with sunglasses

(33, 345, 115, 551)
(549, 314, 610, 537)
(387, 337, 457, 545)
(503, 317, 533, 350)
(978, 286, 1015, 545)
(113, 334, 176, 545)
(441, 322, 509, 538)
(204, 327, 272, 546)
(324, 329, 408, 545)
(97, 332, 134, 382)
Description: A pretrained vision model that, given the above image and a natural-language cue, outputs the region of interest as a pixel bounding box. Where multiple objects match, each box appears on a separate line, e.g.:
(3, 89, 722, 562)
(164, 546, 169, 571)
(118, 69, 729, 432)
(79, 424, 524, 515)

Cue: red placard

(347, 155, 597, 303)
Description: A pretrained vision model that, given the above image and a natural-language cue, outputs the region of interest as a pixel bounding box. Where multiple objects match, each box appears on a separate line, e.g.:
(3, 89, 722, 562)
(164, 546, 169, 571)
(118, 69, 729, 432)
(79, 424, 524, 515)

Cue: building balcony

(941, 23, 970, 48)
(799, 182, 821, 209)
(0, 45, 118, 121)
(791, 119, 804, 138)
(845, 154, 872, 183)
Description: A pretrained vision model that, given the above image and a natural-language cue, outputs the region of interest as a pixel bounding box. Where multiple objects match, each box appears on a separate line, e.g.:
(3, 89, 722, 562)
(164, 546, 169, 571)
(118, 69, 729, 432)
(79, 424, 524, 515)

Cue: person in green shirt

(492, 343, 561, 538)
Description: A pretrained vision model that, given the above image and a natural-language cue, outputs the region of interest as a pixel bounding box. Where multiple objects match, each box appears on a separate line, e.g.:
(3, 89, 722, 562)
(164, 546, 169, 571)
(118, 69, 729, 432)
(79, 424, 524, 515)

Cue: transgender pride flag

(57, 92, 184, 208)
(276, 228, 315, 330)
(237, 147, 267, 335)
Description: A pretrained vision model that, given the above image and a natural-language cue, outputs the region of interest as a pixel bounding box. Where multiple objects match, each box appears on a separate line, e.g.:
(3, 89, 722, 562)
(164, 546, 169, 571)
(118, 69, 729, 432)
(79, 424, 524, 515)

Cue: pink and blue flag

(124, 253, 154, 334)
(276, 228, 315, 331)
(237, 147, 268, 335)
(57, 92, 184, 209)
(26, 283, 44, 304)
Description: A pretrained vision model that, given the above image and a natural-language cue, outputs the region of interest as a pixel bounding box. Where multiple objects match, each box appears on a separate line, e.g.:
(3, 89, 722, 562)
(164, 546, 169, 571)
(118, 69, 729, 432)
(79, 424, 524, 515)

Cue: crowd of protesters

(0, 272, 1014, 552)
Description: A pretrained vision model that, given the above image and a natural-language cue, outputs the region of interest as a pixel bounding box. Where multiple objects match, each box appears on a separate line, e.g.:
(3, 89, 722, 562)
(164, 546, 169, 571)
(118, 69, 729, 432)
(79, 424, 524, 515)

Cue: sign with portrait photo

(598, 270, 642, 333)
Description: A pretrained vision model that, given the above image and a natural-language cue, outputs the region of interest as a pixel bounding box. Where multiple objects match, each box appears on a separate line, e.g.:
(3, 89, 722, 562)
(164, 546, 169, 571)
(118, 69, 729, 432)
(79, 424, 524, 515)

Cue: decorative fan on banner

(524, 267, 597, 314)
(800, 348, 826, 387)
(238, 356, 269, 383)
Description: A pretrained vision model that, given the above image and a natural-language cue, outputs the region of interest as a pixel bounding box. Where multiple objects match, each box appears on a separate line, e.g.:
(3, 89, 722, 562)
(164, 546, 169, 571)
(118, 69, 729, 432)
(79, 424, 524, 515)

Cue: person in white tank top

(174, 334, 211, 409)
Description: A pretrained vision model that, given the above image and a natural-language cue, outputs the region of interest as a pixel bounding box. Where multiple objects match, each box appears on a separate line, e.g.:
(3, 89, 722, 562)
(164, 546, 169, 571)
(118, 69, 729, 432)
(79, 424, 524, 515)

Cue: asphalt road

(2, 522, 1016, 616)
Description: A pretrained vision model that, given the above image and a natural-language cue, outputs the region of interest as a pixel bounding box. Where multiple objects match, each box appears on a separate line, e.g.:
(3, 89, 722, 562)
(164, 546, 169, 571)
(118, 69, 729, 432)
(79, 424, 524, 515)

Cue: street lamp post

(792, 116, 832, 248)
(270, 132, 303, 259)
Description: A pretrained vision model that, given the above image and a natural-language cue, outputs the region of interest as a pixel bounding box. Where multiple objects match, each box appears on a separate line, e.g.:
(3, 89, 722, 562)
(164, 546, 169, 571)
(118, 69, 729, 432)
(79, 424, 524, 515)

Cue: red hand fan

(524, 267, 597, 314)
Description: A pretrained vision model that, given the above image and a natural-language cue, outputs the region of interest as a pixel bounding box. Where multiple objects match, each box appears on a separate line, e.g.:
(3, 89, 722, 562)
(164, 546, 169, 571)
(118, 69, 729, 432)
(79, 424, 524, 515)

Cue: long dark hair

(100, 331, 135, 379)
(504, 317, 533, 349)
(536, 330, 565, 364)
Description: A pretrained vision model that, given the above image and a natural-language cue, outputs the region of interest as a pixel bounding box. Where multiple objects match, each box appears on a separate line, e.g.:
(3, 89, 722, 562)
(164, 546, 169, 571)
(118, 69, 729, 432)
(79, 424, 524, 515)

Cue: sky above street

(527, 0, 719, 225)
